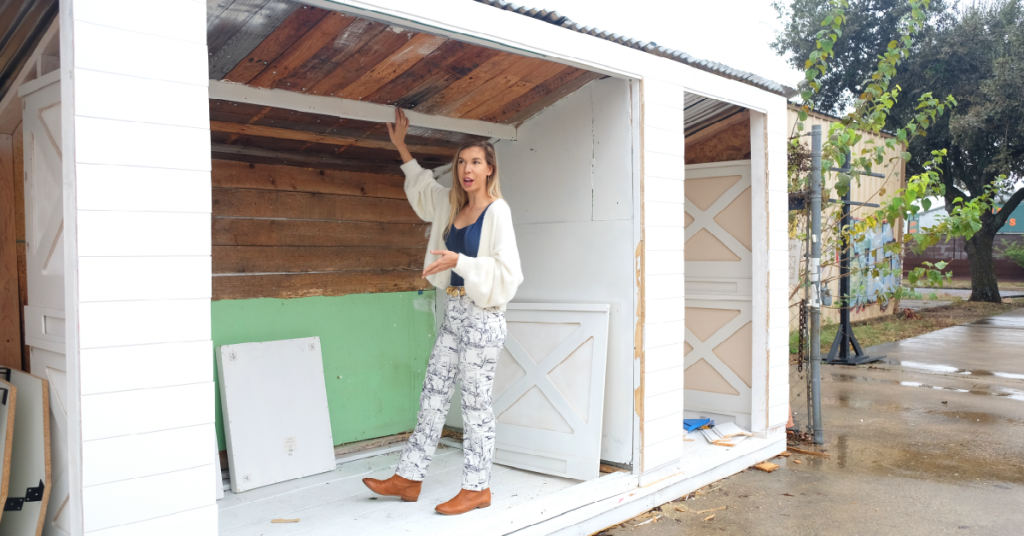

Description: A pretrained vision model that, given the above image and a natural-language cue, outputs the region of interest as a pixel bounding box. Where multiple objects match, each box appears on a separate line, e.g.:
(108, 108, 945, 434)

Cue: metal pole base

(825, 325, 885, 365)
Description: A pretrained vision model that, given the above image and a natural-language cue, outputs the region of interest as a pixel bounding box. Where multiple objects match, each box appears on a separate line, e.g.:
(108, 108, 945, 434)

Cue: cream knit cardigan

(401, 159, 523, 311)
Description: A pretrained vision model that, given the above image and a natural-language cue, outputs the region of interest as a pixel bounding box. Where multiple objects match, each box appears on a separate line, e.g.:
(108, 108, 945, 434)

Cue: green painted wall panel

(211, 291, 436, 450)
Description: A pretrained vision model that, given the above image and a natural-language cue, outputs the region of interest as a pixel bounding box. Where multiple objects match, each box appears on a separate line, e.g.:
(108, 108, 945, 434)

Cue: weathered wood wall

(211, 159, 431, 300)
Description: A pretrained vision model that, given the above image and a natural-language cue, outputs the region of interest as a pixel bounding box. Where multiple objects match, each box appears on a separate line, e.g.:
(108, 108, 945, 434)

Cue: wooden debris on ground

(788, 447, 830, 457)
(674, 505, 689, 513)
(696, 506, 727, 514)
(599, 463, 627, 474)
(794, 460, 803, 464)
(704, 514, 716, 521)
(271, 518, 300, 523)
(753, 462, 780, 473)
(702, 422, 753, 447)
(777, 451, 791, 457)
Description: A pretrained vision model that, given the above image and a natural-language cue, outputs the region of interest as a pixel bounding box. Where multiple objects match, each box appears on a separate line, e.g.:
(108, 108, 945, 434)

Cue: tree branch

(993, 187, 1024, 231)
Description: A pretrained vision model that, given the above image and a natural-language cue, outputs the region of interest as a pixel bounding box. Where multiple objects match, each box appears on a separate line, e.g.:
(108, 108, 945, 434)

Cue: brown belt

(445, 286, 466, 297)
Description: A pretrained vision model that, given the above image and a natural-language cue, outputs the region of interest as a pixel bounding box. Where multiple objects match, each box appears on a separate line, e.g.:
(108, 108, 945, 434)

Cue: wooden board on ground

(0, 379, 15, 524)
(217, 337, 335, 493)
(752, 462, 779, 473)
(0, 368, 50, 536)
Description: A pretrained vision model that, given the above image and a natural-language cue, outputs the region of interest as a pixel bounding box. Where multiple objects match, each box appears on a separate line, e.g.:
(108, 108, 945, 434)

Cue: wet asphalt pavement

(600, 309, 1024, 535)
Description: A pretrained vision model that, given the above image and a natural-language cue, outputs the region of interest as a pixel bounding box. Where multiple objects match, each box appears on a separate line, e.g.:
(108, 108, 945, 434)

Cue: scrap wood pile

(684, 418, 752, 447)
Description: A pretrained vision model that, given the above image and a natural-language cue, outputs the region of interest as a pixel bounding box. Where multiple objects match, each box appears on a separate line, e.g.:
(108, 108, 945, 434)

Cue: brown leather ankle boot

(435, 488, 491, 515)
(362, 474, 422, 502)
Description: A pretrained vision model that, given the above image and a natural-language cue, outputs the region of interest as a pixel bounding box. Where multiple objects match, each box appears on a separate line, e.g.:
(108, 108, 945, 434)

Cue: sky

(520, 0, 805, 91)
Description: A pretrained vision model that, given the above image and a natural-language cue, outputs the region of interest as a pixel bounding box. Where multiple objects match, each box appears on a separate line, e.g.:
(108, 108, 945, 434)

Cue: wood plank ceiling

(207, 1, 603, 173)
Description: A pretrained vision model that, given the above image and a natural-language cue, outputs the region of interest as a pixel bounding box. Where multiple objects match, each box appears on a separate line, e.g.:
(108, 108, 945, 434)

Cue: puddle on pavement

(887, 360, 1024, 381)
(830, 372, 1024, 402)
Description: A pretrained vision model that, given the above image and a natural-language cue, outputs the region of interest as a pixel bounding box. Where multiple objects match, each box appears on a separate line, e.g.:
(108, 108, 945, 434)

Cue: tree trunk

(965, 229, 1001, 302)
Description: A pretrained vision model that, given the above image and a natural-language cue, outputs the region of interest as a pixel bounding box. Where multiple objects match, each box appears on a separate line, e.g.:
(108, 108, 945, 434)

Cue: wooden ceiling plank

(211, 159, 406, 199)
(208, 0, 300, 79)
(307, 26, 416, 97)
(391, 45, 502, 110)
(444, 56, 552, 118)
(213, 246, 423, 275)
(363, 39, 475, 105)
(212, 218, 429, 248)
(212, 143, 406, 175)
(222, 4, 329, 84)
(210, 120, 456, 155)
(212, 271, 431, 301)
(459, 61, 570, 121)
(487, 67, 589, 123)
(504, 70, 604, 125)
(247, 12, 355, 89)
(279, 17, 388, 93)
(685, 110, 750, 146)
(212, 189, 421, 224)
(337, 33, 448, 101)
(207, 0, 281, 57)
(414, 52, 521, 115)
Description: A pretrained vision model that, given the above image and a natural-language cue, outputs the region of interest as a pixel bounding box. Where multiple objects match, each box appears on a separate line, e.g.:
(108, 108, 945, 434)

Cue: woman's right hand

(387, 108, 414, 163)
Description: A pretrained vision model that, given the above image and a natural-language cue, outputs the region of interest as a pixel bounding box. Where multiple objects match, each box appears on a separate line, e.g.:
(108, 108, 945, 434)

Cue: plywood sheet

(217, 337, 335, 493)
(0, 369, 50, 536)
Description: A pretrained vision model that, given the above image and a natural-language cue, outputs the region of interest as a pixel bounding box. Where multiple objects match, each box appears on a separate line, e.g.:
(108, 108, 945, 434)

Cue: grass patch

(792, 298, 1023, 355)
(901, 278, 1024, 292)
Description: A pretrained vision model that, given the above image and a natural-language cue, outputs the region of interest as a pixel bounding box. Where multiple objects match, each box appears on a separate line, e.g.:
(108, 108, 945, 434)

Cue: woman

(362, 109, 523, 515)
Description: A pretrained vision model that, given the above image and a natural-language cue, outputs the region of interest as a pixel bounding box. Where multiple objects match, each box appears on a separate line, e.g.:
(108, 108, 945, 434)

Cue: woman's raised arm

(387, 108, 415, 164)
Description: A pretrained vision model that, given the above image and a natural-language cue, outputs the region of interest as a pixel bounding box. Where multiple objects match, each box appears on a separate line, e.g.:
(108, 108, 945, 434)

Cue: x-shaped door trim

(684, 175, 752, 264)
(683, 301, 753, 400)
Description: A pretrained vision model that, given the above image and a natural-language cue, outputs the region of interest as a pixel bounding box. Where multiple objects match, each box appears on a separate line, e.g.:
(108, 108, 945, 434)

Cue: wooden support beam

(0, 134, 21, 369)
(211, 143, 403, 175)
(209, 121, 454, 156)
(209, 79, 518, 140)
(684, 110, 750, 146)
(213, 270, 431, 300)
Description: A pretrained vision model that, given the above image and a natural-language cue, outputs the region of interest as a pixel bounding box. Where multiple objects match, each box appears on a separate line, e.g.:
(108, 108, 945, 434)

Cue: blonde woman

(363, 109, 523, 515)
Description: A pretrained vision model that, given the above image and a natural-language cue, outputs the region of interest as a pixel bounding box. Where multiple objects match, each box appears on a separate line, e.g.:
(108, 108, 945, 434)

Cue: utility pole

(808, 125, 824, 445)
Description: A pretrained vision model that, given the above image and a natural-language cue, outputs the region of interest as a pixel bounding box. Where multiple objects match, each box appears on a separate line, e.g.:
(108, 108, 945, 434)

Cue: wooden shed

(0, 0, 794, 534)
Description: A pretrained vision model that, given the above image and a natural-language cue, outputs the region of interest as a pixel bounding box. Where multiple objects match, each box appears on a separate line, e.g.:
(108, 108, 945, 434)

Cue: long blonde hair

(444, 141, 502, 238)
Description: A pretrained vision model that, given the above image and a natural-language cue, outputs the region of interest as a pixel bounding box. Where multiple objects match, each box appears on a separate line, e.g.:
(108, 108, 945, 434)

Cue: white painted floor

(680, 429, 774, 476)
(217, 444, 579, 535)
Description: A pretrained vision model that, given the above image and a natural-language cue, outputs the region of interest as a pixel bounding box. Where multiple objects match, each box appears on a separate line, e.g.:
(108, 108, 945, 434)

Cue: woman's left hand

(423, 250, 459, 278)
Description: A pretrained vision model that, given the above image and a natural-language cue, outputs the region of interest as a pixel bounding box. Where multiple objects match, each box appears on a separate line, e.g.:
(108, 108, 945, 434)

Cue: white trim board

(208, 80, 517, 140)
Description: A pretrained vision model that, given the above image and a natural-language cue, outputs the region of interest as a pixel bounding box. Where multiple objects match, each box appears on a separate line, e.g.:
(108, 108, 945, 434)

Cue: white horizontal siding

(645, 274, 685, 300)
(645, 320, 685, 349)
(83, 424, 215, 487)
(643, 412, 682, 447)
(643, 434, 682, 471)
(74, 70, 210, 129)
(75, 117, 210, 170)
(80, 340, 213, 395)
(645, 201, 689, 227)
(642, 79, 686, 107)
(73, 21, 207, 85)
(642, 126, 686, 157)
(77, 212, 211, 257)
(767, 403, 789, 427)
(86, 505, 217, 536)
(80, 383, 214, 442)
(769, 306, 789, 331)
(644, 226, 685, 251)
(77, 164, 211, 213)
(73, 0, 207, 45)
(79, 257, 211, 302)
(78, 299, 210, 349)
(645, 250, 685, 276)
(82, 465, 214, 532)
(644, 389, 683, 422)
(645, 343, 685, 373)
(645, 296, 685, 323)
(644, 152, 686, 181)
(642, 102, 685, 132)
(644, 366, 684, 397)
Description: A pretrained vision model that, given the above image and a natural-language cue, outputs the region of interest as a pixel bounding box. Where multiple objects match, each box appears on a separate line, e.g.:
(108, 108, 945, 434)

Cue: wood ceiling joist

(209, 121, 454, 156)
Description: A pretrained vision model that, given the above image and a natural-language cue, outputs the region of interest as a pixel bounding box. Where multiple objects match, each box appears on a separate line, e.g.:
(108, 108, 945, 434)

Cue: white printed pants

(396, 293, 506, 491)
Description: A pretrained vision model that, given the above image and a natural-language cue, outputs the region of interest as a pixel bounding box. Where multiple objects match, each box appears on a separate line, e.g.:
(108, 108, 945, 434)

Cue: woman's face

(457, 146, 493, 194)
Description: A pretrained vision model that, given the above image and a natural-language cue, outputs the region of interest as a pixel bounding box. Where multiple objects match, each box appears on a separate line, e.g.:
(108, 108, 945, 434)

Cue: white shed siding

(765, 98, 791, 437)
(639, 78, 686, 474)
(66, 0, 214, 533)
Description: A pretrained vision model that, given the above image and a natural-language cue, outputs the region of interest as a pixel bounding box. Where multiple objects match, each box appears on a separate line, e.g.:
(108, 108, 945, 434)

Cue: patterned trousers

(396, 292, 506, 491)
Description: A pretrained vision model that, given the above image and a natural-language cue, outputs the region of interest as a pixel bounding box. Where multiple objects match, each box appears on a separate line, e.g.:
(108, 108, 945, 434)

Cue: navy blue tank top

(445, 203, 493, 287)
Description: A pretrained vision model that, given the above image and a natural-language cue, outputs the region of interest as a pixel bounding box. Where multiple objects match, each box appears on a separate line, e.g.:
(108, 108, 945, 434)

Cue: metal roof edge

(474, 0, 799, 98)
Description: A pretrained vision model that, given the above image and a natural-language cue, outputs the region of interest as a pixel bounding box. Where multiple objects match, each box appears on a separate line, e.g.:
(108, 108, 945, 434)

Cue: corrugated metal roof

(474, 0, 798, 98)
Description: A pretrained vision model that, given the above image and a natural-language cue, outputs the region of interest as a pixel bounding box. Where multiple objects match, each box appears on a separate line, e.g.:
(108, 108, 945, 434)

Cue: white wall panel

(645, 343, 685, 373)
(645, 296, 685, 323)
(83, 424, 214, 487)
(767, 403, 788, 427)
(644, 177, 685, 205)
(769, 306, 789, 330)
(642, 102, 685, 132)
(79, 257, 211, 302)
(642, 434, 682, 471)
(645, 250, 685, 276)
(82, 465, 214, 532)
(77, 164, 210, 213)
(644, 366, 684, 397)
(86, 505, 217, 536)
(77, 211, 211, 257)
(73, 0, 207, 44)
(78, 299, 211, 348)
(645, 201, 688, 227)
(81, 383, 213, 441)
(592, 77, 634, 221)
(642, 79, 685, 107)
(80, 340, 213, 395)
(73, 22, 207, 86)
(643, 126, 686, 158)
(75, 117, 210, 170)
(74, 69, 210, 129)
